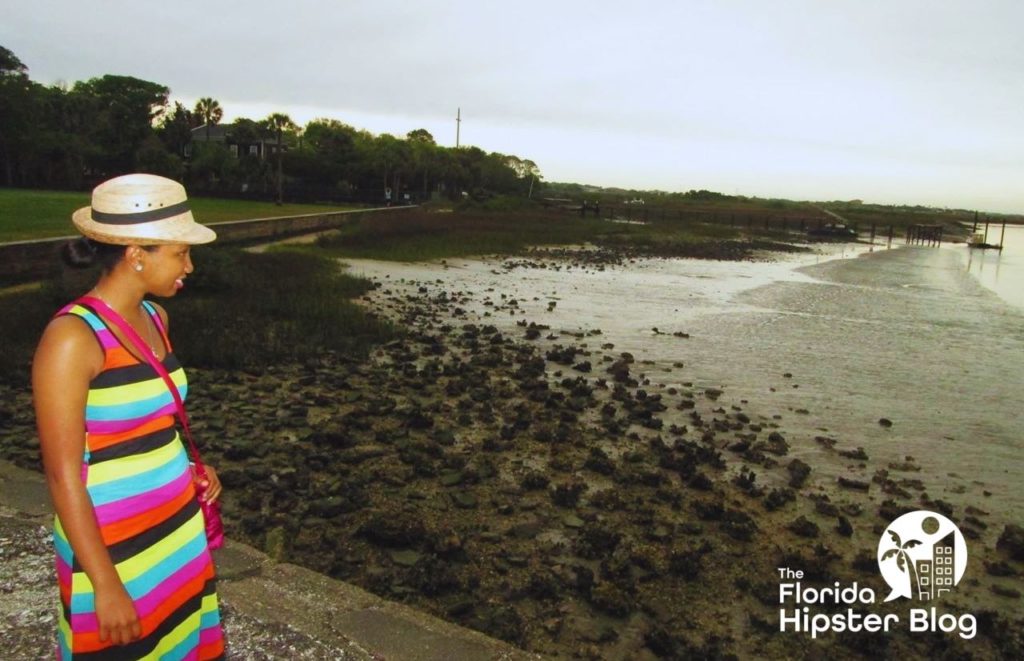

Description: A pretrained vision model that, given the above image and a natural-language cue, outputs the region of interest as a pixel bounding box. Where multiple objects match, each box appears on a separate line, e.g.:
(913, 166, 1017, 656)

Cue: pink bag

(79, 296, 225, 550)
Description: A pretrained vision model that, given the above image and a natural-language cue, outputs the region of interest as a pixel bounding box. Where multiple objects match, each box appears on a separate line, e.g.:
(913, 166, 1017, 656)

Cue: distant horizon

(171, 97, 1019, 216)
(5, 1, 1023, 215)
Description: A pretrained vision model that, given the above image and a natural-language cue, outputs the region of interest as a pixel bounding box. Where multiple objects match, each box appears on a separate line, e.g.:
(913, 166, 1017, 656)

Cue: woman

(32, 174, 225, 659)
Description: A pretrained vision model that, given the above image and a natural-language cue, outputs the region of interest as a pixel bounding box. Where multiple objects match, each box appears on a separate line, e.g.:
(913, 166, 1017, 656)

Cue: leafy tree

(136, 134, 183, 180)
(303, 118, 359, 186)
(0, 46, 37, 184)
(263, 112, 297, 204)
(189, 142, 236, 190)
(228, 117, 264, 147)
(194, 97, 223, 142)
(71, 74, 169, 174)
(40, 84, 101, 188)
(0, 45, 27, 76)
(157, 102, 194, 158)
(0, 46, 543, 203)
(406, 128, 435, 145)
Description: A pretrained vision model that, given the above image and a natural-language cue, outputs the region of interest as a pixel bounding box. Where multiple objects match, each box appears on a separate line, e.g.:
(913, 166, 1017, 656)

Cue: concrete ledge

(218, 555, 538, 660)
(0, 461, 539, 659)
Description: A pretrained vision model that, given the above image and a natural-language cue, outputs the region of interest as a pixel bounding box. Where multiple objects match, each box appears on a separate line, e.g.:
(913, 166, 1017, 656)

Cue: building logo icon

(877, 510, 967, 602)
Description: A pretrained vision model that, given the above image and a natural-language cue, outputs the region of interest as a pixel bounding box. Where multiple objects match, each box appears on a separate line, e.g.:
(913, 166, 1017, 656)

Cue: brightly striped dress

(53, 300, 224, 660)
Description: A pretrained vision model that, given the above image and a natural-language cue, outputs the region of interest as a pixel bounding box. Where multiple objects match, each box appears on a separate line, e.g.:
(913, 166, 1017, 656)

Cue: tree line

(0, 46, 542, 203)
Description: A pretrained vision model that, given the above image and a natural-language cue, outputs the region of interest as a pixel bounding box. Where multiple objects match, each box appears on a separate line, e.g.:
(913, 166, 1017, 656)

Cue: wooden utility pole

(455, 107, 461, 148)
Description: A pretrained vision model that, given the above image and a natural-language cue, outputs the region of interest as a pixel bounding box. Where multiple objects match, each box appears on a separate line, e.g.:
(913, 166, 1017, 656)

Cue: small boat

(967, 232, 1001, 250)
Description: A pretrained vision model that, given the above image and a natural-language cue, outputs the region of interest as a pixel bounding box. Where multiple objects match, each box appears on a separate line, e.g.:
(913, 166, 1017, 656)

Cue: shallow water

(959, 223, 1024, 311)
(344, 241, 1024, 524)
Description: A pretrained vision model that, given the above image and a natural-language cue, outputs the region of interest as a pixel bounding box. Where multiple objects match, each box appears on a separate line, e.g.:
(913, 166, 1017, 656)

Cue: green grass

(0, 249, 395, 383)
(0, 188, 358, 243)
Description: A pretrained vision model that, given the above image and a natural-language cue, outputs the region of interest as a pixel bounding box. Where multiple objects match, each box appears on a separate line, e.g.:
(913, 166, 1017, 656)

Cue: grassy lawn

(0, 188, 357, 243)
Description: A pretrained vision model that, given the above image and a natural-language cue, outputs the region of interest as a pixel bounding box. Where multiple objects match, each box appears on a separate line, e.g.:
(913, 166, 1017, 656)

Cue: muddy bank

(1, 247, 1021, 659)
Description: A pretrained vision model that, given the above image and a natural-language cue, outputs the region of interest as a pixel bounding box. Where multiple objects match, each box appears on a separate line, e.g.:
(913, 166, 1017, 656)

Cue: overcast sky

(4, 1, 1022, 212)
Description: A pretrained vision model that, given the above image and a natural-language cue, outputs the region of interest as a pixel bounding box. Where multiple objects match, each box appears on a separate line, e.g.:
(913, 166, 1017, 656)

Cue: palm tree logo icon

(877, 511, 967, 602)
(881, 530, 922, 597)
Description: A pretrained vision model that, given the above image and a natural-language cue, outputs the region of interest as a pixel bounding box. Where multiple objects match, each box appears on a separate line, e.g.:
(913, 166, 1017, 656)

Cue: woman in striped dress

(33, 174, 225, 659)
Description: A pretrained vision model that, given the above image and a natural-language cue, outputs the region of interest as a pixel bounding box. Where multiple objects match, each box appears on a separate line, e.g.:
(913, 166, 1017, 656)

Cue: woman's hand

(95, 583, 141, 645)
(195, 464, 222, 503)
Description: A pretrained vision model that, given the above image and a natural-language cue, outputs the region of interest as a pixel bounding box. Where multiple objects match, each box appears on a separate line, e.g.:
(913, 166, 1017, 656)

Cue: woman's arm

(32, 316, 141, 645)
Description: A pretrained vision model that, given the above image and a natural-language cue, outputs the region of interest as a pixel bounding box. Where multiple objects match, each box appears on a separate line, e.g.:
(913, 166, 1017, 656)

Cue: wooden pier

(906, 224, 943, 246)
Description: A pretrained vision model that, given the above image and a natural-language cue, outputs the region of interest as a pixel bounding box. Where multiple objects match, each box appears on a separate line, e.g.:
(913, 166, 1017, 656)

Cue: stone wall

(0, 206, 408, 285)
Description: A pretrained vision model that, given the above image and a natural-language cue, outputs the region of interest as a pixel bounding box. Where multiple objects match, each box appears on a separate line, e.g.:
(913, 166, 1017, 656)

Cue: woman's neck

(91, 274, 145, 315)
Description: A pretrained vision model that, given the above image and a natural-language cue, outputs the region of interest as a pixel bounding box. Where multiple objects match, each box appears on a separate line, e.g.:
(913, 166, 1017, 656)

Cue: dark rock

(814, 498, 839, 517)
(451, 491, 478, 509)
(836, 516, 854, 537)
(852, 550, 876, 573)
(764, 488, 796, 511)
(668, 546, 704, 579)
(688, 472, 714, 491)
(583, 448, 617, 476)
(575, 523, 621, 560)
(838, 476, 870, 492)
(720, 509, 757, 541)
(519, 470, 550, 491)
(991, 584, 1022, 599)
(920, 498, 954, 518)
(550, 479, 587, 508)
(985, 561, 1018, 577)
(358, 509, 426, 547)
(878, 499, 914, 522)
(997, 524, 1024, 561)
(839, 447, 869, 461)
(589, 582, 634, 617)
(787, 459, 812, 488)
(878, 418, 894, 428)
(788, 516, 820, 538)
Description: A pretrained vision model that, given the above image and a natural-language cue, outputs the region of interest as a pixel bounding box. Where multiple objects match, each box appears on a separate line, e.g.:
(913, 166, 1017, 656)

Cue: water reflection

(959, 224, 1024, 310)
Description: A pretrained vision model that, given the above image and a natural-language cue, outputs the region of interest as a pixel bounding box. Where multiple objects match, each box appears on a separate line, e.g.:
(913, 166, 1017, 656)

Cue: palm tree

(193, 97, 223, 143)
(881, 530, 922, 598)
(263, 113, 296, 204)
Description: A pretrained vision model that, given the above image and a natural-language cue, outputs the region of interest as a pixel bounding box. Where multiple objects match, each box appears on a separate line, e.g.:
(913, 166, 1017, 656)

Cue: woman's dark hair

(61, 238, 156, 271)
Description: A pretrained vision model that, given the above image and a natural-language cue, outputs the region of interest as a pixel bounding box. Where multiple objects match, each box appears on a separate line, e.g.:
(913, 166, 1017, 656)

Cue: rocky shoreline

(1, 245, 1021, 659)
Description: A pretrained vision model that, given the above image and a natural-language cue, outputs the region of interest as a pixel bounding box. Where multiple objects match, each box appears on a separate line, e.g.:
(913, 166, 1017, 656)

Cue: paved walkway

(0, 460, 539, 660)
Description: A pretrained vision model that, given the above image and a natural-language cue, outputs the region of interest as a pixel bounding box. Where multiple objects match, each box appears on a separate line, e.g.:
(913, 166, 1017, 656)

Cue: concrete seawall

(0, 206, 410, 284)
(0, 460, 538, 659)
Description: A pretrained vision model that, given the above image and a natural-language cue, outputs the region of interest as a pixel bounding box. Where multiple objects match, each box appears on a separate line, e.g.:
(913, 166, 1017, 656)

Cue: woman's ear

(126, 245, 145, 271)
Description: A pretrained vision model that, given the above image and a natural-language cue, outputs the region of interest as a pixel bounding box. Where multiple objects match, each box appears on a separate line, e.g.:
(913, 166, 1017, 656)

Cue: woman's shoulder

(35, 313, 104, 371)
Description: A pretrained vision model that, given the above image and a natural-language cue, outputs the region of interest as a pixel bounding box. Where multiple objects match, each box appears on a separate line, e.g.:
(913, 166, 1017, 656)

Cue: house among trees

(188, 124, 282, 160)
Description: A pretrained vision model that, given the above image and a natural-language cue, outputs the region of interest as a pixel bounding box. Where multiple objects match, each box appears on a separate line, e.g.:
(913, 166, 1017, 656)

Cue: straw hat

(72, 174, 216, 245)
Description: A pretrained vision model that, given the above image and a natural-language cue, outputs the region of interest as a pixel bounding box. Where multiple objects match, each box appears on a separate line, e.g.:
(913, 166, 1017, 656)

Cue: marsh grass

(160, 248, 394, 369)
(0, 188, 356, 243)
(305, 208, 805, 261)
(0, 248, 393, 382)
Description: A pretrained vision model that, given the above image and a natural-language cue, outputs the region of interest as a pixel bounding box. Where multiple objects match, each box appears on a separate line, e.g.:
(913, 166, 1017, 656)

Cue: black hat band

(91, 201, 191, 225)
